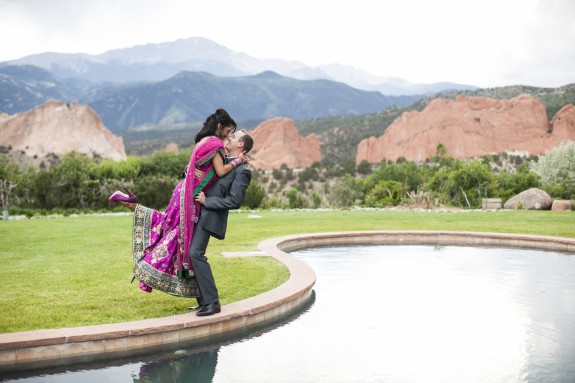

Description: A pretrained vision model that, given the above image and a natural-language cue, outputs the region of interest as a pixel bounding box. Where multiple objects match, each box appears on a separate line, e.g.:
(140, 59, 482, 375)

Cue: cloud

(1, 0, 574, 87)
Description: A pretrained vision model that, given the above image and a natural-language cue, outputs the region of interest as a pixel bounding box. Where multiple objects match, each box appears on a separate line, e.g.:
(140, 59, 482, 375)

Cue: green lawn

(0, 209, 573, 333)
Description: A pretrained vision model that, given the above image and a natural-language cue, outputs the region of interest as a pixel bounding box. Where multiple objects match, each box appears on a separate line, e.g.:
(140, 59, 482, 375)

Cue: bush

(134, 175, 180, 210)
(284, 188, 307, 209)
(243, 179, 266, 209)
(364, 180, 403, 207)
(328, 175, 362, 208)
(310, 192, 322, 209)
(530, 141, 575, 199)
(357, 160, 372, 175)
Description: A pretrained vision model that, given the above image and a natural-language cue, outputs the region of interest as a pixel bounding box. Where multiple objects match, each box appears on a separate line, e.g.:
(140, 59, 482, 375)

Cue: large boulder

(551, 200, 574, 211)
(503, 188, 553, 210)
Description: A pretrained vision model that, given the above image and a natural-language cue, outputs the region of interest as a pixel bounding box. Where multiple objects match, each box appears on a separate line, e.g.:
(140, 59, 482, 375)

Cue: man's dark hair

(239, 132, 254, 153)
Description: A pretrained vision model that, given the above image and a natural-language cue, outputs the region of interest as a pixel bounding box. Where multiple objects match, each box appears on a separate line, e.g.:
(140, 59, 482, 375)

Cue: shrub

(530, 141, 575, 199)
(243, 179, 266, 209)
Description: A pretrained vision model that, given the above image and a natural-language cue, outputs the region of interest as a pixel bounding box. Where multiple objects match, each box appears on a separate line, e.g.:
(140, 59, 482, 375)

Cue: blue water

(2, 245, 574, 382)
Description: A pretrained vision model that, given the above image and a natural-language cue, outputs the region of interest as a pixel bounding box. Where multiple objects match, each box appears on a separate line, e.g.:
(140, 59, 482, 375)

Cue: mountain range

(0, 64, 421, 132)
(1, 36, 478, 96)
(0, 36, 480, 133)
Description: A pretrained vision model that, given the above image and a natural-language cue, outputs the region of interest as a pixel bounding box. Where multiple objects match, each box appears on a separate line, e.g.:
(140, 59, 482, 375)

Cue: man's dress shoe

(188, 298, 204, 310)
(196, 302, 221, 317)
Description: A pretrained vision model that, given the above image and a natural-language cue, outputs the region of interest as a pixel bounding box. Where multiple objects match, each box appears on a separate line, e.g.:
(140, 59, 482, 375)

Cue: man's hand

(195, 191, 206, 205)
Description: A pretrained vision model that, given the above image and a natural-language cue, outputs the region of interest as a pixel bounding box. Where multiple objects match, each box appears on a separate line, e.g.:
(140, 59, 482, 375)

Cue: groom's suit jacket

(197, 163, 251, 240)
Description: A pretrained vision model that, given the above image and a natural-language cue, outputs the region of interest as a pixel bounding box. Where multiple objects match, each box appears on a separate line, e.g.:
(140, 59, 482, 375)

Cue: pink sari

(131, 137, 225, 297)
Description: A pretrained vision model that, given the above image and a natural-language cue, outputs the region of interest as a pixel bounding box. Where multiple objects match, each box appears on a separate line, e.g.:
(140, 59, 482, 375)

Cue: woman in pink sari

(110, 108, 247, 298)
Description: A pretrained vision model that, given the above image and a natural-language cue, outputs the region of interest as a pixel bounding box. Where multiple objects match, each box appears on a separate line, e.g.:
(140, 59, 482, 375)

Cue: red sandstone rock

(356, 95, 575, 163)
(248, 117, 322, 169)
(164, 143, 179, 153)
(550, 104, 575, 142)
(0, 100, 126, 161)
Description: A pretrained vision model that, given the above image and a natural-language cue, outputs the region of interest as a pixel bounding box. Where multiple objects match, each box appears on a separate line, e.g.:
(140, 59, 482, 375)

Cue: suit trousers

(188, 225, 219, 304)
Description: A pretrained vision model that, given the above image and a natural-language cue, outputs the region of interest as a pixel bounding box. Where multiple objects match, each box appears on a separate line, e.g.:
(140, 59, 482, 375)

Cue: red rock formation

(356, 95, 575, 163)
(0, 100, 126, 161)
(164, 143, 179, 153)
(550, 104, 575, 143)
(248, 117, 321, 169)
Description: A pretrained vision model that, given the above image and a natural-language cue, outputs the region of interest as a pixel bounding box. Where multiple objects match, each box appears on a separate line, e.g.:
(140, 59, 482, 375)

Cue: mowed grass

(0, 209, 573, 333)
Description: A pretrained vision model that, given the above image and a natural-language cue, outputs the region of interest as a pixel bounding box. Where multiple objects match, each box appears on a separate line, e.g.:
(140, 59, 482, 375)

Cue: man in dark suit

(189, 129, 254, 316)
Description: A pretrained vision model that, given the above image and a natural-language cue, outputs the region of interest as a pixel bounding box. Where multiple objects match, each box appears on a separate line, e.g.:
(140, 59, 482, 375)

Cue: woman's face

(218, 124, 235, 140)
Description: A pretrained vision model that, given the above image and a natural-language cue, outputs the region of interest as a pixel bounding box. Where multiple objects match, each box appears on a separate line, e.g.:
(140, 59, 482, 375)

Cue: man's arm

(199, 167, 251, 211)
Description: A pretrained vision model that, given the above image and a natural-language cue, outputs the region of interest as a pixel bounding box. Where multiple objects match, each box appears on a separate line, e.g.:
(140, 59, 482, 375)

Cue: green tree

(140, 150, 188, 177)
(530, 141, 575, 199)
(134, 175, 178, 210)
(445, 160, 494, 208)
(328, 175, 363, 208)
(364, 180, 403, 207)
(94, 156, 141, 180)
(272, 169, 283, 181)
(243, 179, 266, 209)
(493, 164, 540, 201)
(51, 152, 97, 209)
(284, 188, 307, 209)
(298, 167, 319, 183)
(310, 192, 322, 209)
(357, 160, 372, 175)
(0, 160, 20, 212)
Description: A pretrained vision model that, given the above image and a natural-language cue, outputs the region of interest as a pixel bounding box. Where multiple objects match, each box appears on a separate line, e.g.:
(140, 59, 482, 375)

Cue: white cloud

(0, 0, 574, 87)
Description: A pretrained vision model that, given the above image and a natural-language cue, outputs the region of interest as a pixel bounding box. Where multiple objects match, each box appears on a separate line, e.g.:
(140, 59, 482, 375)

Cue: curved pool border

(1, 230, 574, 371)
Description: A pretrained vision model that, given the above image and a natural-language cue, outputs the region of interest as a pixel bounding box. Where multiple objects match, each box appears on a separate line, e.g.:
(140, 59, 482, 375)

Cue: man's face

(226, 131, 245, 153)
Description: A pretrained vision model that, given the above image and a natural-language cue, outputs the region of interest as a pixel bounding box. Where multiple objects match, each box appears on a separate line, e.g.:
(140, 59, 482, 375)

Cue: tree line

(0, 142, 574, 216)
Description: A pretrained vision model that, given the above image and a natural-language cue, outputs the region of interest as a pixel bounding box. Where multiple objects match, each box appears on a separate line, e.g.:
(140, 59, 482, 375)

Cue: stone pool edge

(1, 230, 574, 370)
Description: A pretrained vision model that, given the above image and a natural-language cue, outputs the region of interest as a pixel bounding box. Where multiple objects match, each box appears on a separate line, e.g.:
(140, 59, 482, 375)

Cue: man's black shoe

(188, 298, 204, 310)
(196, 302, 221, 317)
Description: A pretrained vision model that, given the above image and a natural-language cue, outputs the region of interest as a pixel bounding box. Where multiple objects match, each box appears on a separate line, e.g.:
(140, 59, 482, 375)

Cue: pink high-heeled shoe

(108, 188, 138, 204)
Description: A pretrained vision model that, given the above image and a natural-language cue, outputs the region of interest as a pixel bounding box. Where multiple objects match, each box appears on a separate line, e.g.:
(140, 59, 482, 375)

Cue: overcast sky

(1, 0, 574, 88)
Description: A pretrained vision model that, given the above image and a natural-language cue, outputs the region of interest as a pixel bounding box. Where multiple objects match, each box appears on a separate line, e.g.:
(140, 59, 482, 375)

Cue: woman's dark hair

(194, 108, 237, 143)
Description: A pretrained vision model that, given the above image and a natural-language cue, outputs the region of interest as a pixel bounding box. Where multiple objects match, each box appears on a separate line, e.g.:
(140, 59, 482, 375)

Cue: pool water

(2, 245, 575, 382)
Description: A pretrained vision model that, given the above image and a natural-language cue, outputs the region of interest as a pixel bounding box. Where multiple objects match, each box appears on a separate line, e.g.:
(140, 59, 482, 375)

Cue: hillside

(85, 71, 415, 132)
(295, 83, 575, 163)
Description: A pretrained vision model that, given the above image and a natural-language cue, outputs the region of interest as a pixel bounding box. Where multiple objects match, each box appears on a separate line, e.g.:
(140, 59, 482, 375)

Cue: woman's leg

(120, 201, 136, 209)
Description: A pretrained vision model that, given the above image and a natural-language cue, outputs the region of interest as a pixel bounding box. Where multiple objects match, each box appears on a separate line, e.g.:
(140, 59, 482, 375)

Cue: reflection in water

(2, 245, 574, 383)
(0, 291, 315, 383)
(134, 348, 219, 383)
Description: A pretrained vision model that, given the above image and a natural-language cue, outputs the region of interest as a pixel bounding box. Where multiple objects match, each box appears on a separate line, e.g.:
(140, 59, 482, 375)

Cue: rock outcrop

(503, 188, 553, 210)
(550, 104, 575, 142)
(164, 143, 179, 153)
(0, 100, 126, 161)
(551, 200, 574, 211)
(356, 95, 575, 163)
(248, 117, 321, 169)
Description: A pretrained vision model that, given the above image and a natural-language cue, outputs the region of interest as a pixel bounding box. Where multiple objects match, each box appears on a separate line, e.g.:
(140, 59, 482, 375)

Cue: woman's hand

(238, 151, 250, 165)
(195, 191, 206, 205)
(195, 168, 204, 179)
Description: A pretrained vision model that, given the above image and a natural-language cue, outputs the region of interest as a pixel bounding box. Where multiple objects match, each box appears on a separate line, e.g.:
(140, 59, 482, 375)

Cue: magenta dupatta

(177, 136, 226, 276)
